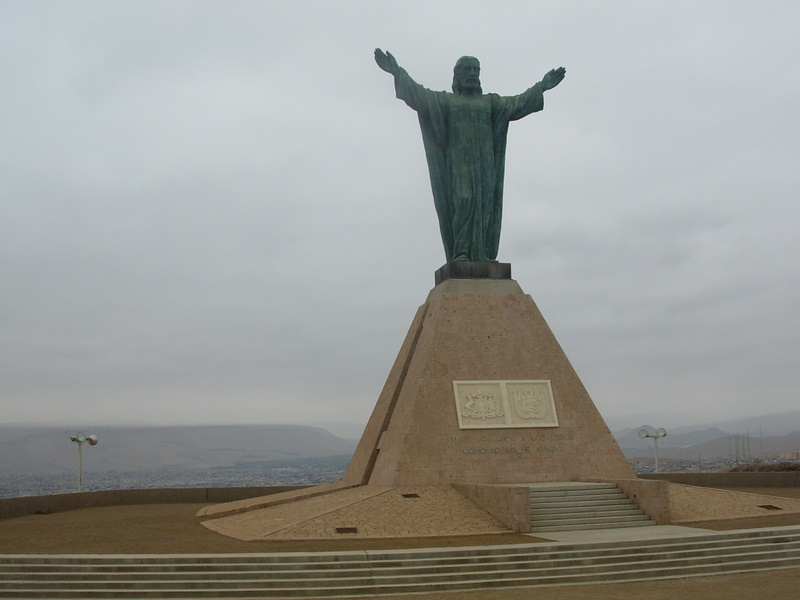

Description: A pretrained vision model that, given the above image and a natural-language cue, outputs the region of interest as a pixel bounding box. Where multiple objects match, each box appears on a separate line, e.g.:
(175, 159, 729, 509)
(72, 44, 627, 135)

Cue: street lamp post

(639, 427, 667, 473)
(69, 432, 98, 492)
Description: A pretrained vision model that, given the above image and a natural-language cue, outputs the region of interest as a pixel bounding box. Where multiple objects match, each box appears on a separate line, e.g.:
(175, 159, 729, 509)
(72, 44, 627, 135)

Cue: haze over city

(2, 1, 799, 433)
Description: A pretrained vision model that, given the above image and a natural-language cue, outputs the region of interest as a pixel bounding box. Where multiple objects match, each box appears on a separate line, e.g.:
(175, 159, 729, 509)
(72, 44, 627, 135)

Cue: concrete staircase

(2, 526, 800, 598)
(529, 482, 655, 533)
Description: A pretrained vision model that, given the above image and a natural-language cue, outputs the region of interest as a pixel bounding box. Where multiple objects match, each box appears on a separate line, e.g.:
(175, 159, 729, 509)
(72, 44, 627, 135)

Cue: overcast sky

(2, 1, 799, 436)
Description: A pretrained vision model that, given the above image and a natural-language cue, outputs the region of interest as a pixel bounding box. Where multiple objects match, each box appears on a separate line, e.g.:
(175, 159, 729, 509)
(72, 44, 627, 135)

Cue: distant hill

(0, 425, 357, 476)
(4, 408, 799, 477)
(606, 409, 800, 438)
(667, 411, 800, 437)
(611, 410, 800, 460)
(623, 430, 800, 461)
(614, 426, 729, 452)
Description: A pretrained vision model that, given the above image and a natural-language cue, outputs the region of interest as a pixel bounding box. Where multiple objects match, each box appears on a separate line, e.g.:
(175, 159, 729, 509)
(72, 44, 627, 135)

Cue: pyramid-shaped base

(345, 275, 634, 487)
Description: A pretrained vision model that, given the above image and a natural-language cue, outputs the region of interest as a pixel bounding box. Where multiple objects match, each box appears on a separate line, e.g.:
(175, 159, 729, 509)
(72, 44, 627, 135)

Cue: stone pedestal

(344, 266, 634, 487)
(434, 261, 511, 285)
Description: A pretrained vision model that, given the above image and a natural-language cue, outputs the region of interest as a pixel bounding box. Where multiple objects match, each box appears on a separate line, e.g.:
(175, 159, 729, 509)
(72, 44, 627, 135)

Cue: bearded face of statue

(452, 57, 481, 95)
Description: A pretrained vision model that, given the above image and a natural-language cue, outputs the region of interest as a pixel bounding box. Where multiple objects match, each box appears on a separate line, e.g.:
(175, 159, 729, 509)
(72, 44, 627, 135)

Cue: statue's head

(452, 56, 481, 95)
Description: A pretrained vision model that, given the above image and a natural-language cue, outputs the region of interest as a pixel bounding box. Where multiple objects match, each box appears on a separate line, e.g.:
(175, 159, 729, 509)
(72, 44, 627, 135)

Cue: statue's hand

(374, 48, 400, 75)
(541, 67, 566, 91)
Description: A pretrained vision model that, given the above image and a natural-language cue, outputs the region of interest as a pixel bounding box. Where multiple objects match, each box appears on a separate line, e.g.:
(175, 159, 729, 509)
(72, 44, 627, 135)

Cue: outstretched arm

(375, 49, 439, 115)
(374, 48, 402, 76)
(501, 67, 565, 121)
(541, 67, 566, 92)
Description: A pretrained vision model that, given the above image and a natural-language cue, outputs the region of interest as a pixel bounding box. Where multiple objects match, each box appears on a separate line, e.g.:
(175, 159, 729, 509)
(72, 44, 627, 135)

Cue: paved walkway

(536, 524, 712, 543)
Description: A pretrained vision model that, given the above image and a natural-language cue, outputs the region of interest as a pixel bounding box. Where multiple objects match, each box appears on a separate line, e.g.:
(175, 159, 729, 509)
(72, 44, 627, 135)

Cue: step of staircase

(531, 502, 640, 514)
(529, 482, 656, 532)
(2, 527, 800, 598)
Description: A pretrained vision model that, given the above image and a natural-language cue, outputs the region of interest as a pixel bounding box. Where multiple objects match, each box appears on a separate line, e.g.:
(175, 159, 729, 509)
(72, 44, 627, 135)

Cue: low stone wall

(641, 472, 800, 488)
(452, 483, 531, 533)
(0, 487, 305, 520)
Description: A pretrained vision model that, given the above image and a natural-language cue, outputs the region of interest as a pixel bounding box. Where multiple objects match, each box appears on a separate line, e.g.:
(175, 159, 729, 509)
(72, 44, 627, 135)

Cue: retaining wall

(0, 486, 305, 520)
(591, 478, 671, 524)
(5, 473, 797, 522)
(452, 483, 531, 533)
(641, 472, 800, 488)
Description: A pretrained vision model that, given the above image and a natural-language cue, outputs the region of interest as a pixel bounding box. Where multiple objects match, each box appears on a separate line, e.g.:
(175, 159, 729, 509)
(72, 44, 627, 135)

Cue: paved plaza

(2, 486, 800, 599)
(197, 482, 800, 541)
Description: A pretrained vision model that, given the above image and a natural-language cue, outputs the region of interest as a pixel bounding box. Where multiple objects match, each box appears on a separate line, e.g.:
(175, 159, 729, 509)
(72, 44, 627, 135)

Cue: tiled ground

(202, 485, 509, 540)
(201, 481, 800, 541)
(669, 483, 800, 522)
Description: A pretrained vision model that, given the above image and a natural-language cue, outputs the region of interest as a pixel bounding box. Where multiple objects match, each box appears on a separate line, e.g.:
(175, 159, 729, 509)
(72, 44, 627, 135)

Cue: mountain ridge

(0, 424, 356, 476)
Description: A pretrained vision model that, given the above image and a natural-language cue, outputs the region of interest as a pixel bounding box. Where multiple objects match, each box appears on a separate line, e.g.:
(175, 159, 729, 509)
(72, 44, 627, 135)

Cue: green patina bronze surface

(375, 49, 565, 263)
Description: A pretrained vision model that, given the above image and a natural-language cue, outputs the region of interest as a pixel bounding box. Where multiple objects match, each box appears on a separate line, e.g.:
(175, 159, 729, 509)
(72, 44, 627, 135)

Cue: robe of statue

(393, 70, 545, 262)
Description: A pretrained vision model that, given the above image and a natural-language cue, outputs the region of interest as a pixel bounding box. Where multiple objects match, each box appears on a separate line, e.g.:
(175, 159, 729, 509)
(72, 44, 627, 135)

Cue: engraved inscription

(446, 431, 574, 456)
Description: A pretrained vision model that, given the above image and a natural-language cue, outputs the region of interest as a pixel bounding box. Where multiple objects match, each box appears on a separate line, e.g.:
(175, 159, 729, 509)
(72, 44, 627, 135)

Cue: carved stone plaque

(453, 380, 558, 429)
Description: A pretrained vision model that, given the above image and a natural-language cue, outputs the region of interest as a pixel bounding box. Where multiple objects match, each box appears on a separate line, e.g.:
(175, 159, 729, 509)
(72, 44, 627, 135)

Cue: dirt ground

(1, 487, 800, 599)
